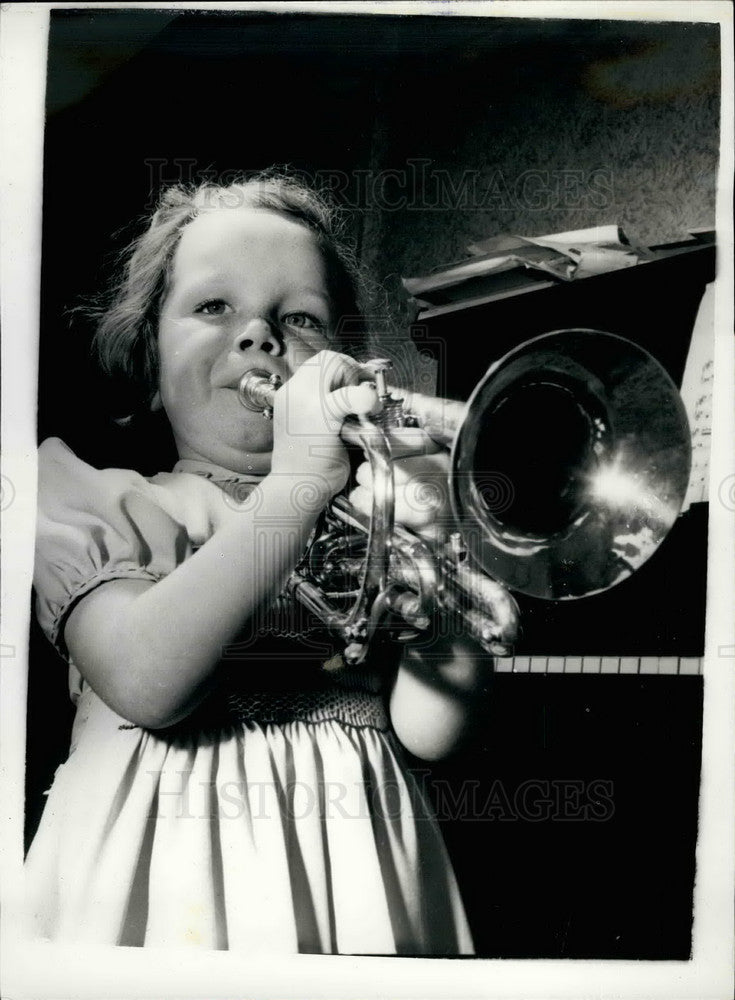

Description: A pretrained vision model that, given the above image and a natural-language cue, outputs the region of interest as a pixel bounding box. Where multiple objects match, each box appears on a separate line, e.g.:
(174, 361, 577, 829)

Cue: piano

(409, 233, 714, 669)
(406, 234, 713, 958)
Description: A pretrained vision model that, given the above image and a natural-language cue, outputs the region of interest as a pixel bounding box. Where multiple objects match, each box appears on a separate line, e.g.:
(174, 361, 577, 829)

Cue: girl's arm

(64, 351, 378, 730)
(65, 472, 328, 729)
(350, 441, 494, 760)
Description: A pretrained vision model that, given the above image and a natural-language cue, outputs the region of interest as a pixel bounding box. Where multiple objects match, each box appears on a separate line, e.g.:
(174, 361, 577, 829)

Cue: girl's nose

(233, 318, 282, 356)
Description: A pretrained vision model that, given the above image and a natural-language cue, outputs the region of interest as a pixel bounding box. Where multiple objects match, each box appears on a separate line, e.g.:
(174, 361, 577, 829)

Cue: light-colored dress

(26, 438, 473, 955)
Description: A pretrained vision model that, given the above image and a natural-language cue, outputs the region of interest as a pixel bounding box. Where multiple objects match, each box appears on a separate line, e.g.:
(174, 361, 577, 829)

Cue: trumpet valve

(364, 358, 393, 400)
(385, 589, 431, 630)
(449, 531, 467, 562)
(378, 398, 407, 430)
(361, 358, 408, 430)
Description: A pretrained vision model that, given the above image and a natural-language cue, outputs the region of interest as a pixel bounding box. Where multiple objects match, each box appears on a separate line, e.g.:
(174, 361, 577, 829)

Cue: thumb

(325, 382, 382, 423)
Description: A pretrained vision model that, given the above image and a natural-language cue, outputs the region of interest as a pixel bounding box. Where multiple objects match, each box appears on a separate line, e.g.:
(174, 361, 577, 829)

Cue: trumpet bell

(450, 329, 692, 600)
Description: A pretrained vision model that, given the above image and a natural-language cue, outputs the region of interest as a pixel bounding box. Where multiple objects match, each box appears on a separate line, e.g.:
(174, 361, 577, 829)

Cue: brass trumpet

(238, 330, 691, 666)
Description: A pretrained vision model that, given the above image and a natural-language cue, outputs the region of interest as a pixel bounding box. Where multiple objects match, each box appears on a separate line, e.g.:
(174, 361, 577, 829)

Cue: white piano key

(495, 655, 701, 677)
(678, 657, 703, 675)
(494, 657, 514, 673)
(600, 657, 621, 674)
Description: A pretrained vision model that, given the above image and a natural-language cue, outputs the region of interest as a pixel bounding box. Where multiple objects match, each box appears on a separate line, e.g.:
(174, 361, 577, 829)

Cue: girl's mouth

(237, 369, 283, 417)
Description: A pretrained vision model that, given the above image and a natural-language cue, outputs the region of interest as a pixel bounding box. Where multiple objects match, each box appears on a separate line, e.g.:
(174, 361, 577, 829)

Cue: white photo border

(1, 3, 733, 998)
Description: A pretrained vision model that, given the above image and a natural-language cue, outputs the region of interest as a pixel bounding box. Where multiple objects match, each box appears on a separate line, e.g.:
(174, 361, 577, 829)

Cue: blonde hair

(91, 170, 368, 417)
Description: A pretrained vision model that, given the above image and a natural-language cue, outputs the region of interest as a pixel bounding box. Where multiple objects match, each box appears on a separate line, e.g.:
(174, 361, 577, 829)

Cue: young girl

(27, 173, 485, 954)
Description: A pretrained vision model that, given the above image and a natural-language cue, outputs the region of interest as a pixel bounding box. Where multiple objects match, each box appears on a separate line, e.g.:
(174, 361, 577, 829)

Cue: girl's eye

(194, 299, 231, 316)
(282, 312, 325, 333)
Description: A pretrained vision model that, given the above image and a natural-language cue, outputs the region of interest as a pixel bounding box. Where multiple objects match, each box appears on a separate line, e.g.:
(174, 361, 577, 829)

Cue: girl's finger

(399, 477, 449, 521)
(354, 457, 451, 503)
(353, 472, 449, 526)
(387, 427, 444, 459)
(313, 349, 368, 393)
(325, 382, 382, 421)
(346, 484, 373, 517)
(354, 461, 373, 488)
(392, 452, 451, 485)
(288, 349, 358, 397)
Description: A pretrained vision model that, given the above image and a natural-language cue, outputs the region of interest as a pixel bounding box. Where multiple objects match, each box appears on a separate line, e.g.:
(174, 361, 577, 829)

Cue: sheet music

(680, 282, 716, 508)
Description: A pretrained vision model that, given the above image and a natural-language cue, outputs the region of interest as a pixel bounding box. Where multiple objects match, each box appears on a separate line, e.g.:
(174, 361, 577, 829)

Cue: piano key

(494, 657, 514, 673)
(678, 657, 702, 675)
(493, 654, 701, 675)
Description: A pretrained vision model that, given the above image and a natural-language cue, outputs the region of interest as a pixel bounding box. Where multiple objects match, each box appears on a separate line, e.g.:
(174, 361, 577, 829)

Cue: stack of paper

(402, 225, 645, 307)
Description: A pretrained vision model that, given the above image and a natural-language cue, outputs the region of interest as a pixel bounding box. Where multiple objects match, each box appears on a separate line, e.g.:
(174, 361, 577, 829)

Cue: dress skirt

(24, 684, 474, 955)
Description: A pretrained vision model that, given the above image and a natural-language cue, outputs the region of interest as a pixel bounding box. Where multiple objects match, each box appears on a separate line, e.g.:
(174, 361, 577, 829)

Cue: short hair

(91, 170, 369, 418)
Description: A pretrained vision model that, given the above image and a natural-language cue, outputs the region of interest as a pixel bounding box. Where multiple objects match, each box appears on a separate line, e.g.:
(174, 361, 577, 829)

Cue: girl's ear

(150, 390, 163, 412)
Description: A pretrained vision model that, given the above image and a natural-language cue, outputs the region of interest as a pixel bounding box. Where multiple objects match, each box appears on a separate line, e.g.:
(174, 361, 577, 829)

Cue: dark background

(29, 9, 717, 958)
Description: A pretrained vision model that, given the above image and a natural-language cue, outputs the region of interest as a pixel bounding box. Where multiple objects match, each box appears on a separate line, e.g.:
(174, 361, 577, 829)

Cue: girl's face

(158, 208, 333, 474)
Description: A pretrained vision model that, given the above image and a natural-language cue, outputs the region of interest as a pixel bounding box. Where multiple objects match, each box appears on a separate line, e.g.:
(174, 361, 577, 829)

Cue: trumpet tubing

(238, 332, 691, 665)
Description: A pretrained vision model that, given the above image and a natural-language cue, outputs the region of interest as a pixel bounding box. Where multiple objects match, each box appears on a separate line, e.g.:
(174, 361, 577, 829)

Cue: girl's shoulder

(38, 437, 227, 547)
(34, 438, 225, 655)
(38, 436, 153, 501)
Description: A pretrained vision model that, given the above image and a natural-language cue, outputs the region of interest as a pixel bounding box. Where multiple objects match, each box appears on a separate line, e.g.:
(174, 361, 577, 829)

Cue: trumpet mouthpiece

(237, 369, 283, 419)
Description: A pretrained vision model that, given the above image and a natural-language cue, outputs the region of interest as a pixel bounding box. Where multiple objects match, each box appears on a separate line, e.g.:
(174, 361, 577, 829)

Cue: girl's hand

(349, 435, 453, 538)
(270, 349, 380, 497)
(390, 632, 493, 760)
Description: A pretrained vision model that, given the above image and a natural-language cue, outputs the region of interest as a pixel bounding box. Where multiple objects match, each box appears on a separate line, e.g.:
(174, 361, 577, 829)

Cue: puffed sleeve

(34, 438, 194, 658)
